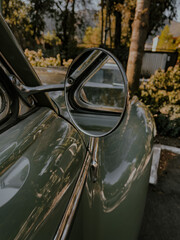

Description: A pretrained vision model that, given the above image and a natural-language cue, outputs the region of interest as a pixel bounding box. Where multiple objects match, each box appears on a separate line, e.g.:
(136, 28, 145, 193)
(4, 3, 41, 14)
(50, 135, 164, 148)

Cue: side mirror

(65, 48, 128, 137)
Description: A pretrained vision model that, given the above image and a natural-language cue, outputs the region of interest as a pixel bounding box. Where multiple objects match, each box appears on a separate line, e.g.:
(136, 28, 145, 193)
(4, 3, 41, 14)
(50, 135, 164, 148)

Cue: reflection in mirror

(80, 58, 125, 112)
(65, 48, 128, 137)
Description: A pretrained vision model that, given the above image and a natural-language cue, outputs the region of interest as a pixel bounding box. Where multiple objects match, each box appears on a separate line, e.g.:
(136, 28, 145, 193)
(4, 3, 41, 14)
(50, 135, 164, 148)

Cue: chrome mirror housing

(65, 48, 128, 137)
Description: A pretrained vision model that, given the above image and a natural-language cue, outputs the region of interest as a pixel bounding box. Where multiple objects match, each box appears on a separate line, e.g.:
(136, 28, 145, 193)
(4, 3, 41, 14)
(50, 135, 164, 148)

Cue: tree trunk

(62, 0, 70, 60)
(109, 14, 112, 48)
(126, 0, 150, 95)
(114, 11, 122, 49)
(104, 0, 110, 46)
(114, 0, 124, 49)
(101, 0, 104, 45)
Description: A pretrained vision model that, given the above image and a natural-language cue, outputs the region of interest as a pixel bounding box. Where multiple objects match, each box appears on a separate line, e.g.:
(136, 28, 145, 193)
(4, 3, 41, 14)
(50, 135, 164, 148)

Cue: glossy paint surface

(0, 108, 86, 239)
(68, 97, 155, 240)
(0, 11, 156, 240)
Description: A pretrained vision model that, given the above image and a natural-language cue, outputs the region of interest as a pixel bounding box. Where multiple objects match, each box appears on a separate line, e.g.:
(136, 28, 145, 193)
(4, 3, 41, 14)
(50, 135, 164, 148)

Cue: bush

(139, 65, 180, 137)
(24, 49, 73, 68)
(43, 31, 61, 49)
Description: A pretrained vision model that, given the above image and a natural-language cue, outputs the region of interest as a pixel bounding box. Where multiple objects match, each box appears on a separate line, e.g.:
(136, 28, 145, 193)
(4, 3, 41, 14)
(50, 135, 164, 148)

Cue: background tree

(175, 36, 180, 62)
(125, 0, 176, 95)
(2, 0, 34, 49)
(2, 0, 56, 49)
(100, 0, 124, 48)
(2, 0, 177, 64)
(83, 26, 101, 47)
(54, 0, 86, 61)
(114, 0, 125, 48)
(29, 0, 55, 40)
(120, 0, 136, 46)
(126, 0, 150, 95)
(148, 0, 176, 36)
(84, 9, 115, 48)
(99, 0, 176, 51)
(157, 25, 176, 51)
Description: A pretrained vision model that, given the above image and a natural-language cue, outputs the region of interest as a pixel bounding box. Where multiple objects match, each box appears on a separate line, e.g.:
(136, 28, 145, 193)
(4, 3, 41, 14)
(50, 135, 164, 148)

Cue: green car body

(0, 14, 155, 240)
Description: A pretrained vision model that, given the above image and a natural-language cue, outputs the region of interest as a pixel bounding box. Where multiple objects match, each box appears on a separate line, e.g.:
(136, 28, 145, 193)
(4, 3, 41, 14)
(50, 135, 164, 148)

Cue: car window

(89, 64, 123, 85)
(79, 61, 126, 112)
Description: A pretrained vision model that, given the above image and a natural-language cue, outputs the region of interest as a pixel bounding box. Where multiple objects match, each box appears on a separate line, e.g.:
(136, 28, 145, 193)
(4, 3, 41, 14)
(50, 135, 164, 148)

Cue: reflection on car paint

(0, 108, 86, 240)
(68, 98, 155, 240)
(0, 14, 156, 240)
(98, 100, 154, 213)
(0, 157, 30, 207)
(0, 109, 54, 172)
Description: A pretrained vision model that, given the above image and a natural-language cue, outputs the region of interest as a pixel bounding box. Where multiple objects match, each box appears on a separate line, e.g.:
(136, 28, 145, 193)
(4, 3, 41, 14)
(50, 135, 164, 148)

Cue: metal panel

(0, 108, 86, 240)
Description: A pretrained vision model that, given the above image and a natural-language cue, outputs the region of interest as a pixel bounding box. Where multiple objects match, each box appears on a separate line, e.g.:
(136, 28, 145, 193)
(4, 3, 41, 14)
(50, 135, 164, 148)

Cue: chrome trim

(9, 75, 66, 99)
(0, 51, 59, 114)
(65, 48, 128, 138)
(90, 138, 99, 182)
(73, 57, 124, 113)
(54, 137, 95, 240)
(69, 50, 102, 81)
(0, 83, 10, 121)
(0, 58, 67, 107)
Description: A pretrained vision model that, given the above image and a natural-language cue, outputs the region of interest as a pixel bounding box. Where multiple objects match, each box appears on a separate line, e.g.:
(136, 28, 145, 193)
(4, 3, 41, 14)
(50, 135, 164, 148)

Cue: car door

(0, 71, 87, 240)
(0, 15, 88, 239)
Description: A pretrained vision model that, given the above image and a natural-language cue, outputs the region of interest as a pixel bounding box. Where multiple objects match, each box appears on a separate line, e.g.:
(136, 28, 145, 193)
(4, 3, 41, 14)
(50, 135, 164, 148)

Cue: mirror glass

(65, 48, 128, 137)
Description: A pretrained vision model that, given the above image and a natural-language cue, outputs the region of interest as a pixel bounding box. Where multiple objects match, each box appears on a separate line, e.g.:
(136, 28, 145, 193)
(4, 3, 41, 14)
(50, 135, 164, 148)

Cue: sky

(81, 0, 180, 22)
(22, 0, 180, 22)
(176, 0, 180, 21)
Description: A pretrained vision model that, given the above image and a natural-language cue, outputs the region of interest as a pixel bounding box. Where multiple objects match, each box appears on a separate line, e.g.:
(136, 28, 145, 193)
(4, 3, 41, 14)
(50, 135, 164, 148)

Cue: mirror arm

(18, 84, 66, 96)
(9, 74, 69, 106)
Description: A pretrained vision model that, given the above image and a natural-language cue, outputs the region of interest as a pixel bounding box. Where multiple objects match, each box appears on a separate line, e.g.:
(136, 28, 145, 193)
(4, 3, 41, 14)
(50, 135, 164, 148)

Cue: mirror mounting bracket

(9, 74, 66, 107)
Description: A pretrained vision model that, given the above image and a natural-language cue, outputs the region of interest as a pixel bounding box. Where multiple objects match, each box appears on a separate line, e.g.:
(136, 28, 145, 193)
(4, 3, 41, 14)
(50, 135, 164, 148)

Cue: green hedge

(139, 65, 180, 137)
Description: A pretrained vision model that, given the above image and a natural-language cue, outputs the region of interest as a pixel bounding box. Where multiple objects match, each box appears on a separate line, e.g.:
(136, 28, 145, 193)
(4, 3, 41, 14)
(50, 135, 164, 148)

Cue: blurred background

(0, 0, 179, 138)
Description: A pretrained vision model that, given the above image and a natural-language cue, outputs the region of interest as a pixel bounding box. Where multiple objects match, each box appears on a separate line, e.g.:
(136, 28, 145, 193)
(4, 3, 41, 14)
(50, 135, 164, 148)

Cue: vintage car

(0, 13, 155, 240)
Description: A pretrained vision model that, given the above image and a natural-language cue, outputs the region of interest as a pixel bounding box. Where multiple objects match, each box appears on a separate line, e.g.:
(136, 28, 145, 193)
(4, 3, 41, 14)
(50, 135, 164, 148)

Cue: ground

(139, 136, 180, 240)
(154, 136, 180, 148)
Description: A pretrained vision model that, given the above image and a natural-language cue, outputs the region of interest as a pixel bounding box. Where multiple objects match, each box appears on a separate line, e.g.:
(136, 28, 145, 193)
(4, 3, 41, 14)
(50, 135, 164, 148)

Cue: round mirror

(65, 48, 128, 137)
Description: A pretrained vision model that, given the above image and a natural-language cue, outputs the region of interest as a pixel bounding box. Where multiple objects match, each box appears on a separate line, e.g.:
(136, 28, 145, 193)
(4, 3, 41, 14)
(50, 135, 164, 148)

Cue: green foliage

(99, 0, 176, 48)
(24, 49, 73, 68)
(83, 26, 101, 47)
(2, 0, 56, 49)
(157, 25, 176, 51)
(3, 0, 177, 62)
(29, 0, 55, 38)
(175, 36, 180, 62)
(2, 0, 35, 49)
(118, 0, 136, 47)
(139, 66, 180, 137)
(43, 31, 61, 48)
(149, 0, 176, 36)
(54, 0, 86, 60)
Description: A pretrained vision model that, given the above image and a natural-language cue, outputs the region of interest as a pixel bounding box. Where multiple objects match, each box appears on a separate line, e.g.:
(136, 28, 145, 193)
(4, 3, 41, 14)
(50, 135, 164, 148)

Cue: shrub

(43, 31, 61, 48)
(139, 65, 180, 137)
(24, 49, 73, 68)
